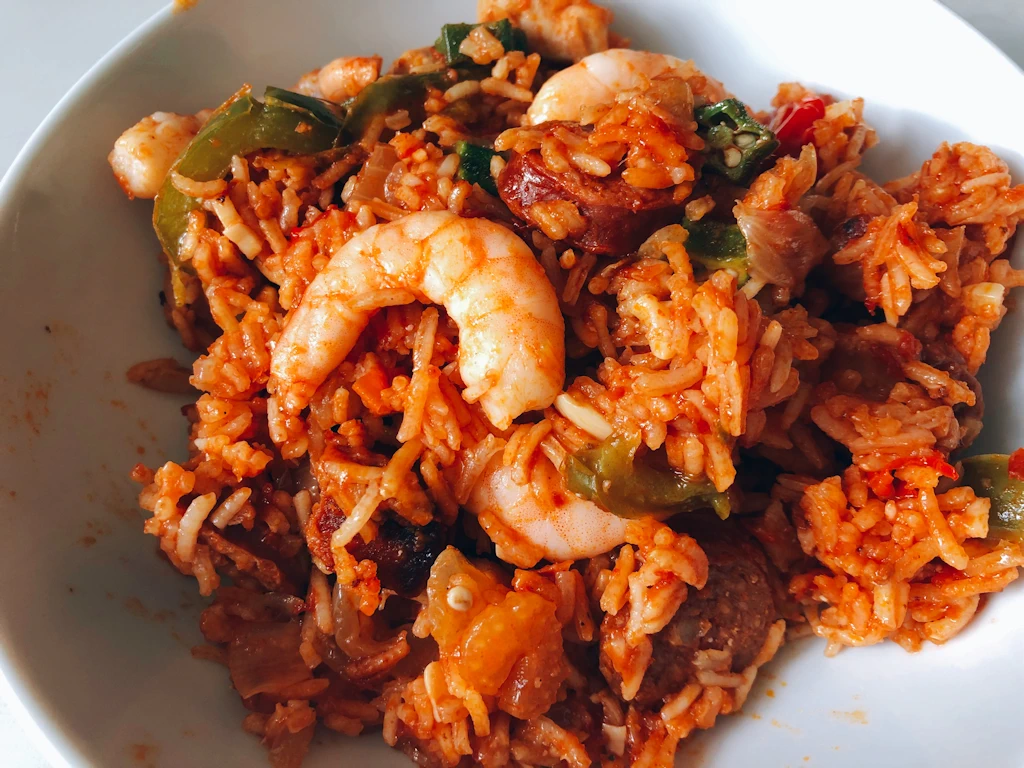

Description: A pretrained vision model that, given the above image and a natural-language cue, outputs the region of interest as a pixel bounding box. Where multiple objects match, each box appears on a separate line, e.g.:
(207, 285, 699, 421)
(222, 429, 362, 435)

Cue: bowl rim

(1, 0, 1023, 765)
(0, 5, 174, 762)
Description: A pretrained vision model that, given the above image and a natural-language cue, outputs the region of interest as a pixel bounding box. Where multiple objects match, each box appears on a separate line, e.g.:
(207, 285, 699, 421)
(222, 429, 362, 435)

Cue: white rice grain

(209, 196, 263, 258)
(293, 490, 313, 528)
(310, 568, 335, 635)
(480, 77, 534, 103)
(444, 80, 482, 103)
(330, 479, 383, 553)
(177, 492, 217, 563)
(208, 487, 253, 529)
(554, 393, 613, 440)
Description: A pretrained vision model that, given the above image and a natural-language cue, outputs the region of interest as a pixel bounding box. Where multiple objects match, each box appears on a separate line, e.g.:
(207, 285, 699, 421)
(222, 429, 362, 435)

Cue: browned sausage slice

(308, 496, 446, 596)
(599, 516, 777, 707)
(497, 124, 687, 255)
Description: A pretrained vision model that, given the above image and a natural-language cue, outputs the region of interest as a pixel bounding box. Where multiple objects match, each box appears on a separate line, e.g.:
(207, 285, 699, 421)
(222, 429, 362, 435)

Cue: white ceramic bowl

(2, 1, 1023, 765)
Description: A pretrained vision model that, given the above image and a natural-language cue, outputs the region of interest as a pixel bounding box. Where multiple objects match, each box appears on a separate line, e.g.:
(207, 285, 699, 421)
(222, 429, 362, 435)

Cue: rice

(177, 492, 216, 562)
(443, 79, 481, 103)
(170, 171, 227, 199)
(117, 7, 1024, 767)
(460, 25, 506, 65)
(208, 196, 264, 258)
(529, 200, 587, 241)
(505, 420, 552, 484)
(553, 392, 613, 440)
(480, 77, 534, 103)
(208, 487, 253, 529)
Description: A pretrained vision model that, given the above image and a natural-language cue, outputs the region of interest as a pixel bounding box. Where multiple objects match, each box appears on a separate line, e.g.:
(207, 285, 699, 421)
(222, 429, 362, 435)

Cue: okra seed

(447, 585, 474, 612)
(735, 133, 756, 148)
(723, 147, 743, 168)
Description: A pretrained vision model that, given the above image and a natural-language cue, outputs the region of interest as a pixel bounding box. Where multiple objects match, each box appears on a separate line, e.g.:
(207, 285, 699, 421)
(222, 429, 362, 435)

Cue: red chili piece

(288, 203, 340, 240)
(770, 96, 826, 157)
(869, 451, 959, 501)
(1008, 448, 1024, 481)
(886, 452, 959, 481)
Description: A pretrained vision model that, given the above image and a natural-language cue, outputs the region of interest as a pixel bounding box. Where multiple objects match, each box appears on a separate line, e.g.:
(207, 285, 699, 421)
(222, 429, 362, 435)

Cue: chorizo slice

(497, 124, 686, 255)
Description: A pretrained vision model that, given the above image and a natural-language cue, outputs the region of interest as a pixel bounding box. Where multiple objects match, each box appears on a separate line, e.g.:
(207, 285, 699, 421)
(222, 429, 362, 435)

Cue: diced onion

(227, 622, 311, 698)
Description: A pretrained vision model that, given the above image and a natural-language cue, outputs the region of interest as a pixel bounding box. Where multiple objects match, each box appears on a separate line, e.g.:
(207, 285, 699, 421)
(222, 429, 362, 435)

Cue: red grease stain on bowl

(43, 321, 83, 374)
(136, 417, 161, 445)
(766, 688, 776, 698)
(81, 465, 141, 522)
(675, 729, 709, 767)
(82, 520, 112, 544)
(770, 718, 801, 735)
(20, 373, 51, 436)
(123, 596, 177, 624)
(124, 597, 148, 618)
(129, 741, 159, 767)
(831, 709, 869, 725)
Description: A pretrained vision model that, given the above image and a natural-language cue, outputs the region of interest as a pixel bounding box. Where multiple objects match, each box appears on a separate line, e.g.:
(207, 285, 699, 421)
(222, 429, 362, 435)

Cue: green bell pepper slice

(264, 86, 348, 127)
(153, 85, 345, 305)
(343, 71, 451, 139)
(960, 454, 1024, 542)
(694, 98, 779, 185)
(154, 73, 459, 306)
(566, 433, 731, 520)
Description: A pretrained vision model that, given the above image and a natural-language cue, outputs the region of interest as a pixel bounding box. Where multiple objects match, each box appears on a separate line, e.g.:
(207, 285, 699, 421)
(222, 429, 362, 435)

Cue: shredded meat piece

(600, 517, 777, 707)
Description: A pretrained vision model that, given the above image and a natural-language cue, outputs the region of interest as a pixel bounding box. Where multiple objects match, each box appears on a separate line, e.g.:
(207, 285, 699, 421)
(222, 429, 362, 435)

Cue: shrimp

(465, 452, 627, 567)
(108, 111, 206, 199)
(269, 211, 565, 437)
(292, 55, 382, 102)
(526, 48, 729, 125)
(478, 0, 613, 62)
(316, 55, 382, 102)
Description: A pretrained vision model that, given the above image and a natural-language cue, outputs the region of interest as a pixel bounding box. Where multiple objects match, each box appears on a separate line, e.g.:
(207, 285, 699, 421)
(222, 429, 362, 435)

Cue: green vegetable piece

(434, 18, 527, 65)
(694, 98, 779, 185)
(566, 433, 731, 520)
(454, 141, 500, 195)
(153, 86, 344, 305)
(342, 71, 451, 140)
(264, 86, 348, 128)
(960, 454, 1024, 542)
(682, 218, 749, 284)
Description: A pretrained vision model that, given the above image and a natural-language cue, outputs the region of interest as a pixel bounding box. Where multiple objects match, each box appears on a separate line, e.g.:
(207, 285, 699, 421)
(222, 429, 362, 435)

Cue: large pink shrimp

(268, 211, 565, 442)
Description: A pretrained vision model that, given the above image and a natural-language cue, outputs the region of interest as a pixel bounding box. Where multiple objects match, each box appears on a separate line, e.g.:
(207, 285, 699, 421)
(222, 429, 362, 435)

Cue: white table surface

(2, 0, 1023, 765)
